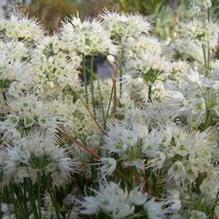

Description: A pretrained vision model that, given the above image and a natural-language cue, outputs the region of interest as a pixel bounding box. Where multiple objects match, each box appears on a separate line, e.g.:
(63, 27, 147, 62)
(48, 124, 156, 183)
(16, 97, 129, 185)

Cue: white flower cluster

(61, 16, 116, 56)
(0, 15, 43, 45)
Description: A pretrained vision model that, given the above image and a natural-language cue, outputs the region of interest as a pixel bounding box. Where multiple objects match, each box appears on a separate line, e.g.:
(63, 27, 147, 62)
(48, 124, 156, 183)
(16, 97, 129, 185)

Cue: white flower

(61, 16, 115, 56)
(144, 198, 165, 219)
(81, 182, 147, 218)
(127, 53, 170, 81)
(32, 35, 82, 95)
(100, 157, 117, 177)
(0, 15, 43, 44)
(101, 11, 151, 41)
(2, 133, 78, 186)
(0, 95, 61, 142)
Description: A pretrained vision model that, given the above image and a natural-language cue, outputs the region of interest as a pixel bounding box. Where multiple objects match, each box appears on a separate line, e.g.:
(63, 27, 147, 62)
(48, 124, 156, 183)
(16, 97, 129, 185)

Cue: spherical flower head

(105, 122, 142, 155)
(182, 20, 219, 49)
(164, 124, 217, 185)
(33, 35, 82, 95)
(2, 133, 78, 186)
(0, 95, 61, 142)
(0, 51, 34, 95)
(124, 36, 162, 60)
(126, 53, 170, 84)
(61, 16, 116, 56)
(81, 181, 147, 218)
(100, 11, 151, 42)
(169, 37, 203, 63)
(0, 41, 29, 62)
(0, 15, 44, 45)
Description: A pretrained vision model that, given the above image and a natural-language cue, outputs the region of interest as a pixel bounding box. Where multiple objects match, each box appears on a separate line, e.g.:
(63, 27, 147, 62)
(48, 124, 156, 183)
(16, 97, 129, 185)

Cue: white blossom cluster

(0, 0, 219, 218)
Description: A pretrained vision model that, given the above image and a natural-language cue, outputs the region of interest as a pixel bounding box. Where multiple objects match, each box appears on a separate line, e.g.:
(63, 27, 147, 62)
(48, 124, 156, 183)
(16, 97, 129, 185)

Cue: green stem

(83, 58, 89, 104)
(105, 80, 115, 122)
(148, 85, 152, 102)
(119, 50, 124, 98)
(37, 173, 42, 219)
(90, 56, 96, 118)
(97, 78, 106, 129)
(48, 186, 60, 219)
(26, 179, 40, 219)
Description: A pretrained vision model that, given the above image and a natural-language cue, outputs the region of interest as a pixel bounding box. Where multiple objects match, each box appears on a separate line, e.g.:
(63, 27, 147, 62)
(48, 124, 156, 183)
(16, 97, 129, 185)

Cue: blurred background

(1, 0, 219, 37)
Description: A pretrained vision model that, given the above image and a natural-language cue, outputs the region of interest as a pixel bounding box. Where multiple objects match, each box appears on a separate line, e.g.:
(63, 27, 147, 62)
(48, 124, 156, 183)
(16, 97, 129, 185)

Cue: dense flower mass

(0, 0, 219, 218)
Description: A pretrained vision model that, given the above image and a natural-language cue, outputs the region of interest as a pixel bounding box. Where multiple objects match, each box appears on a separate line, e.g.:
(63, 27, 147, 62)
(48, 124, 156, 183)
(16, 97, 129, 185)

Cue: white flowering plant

(0, 0, 219, 218)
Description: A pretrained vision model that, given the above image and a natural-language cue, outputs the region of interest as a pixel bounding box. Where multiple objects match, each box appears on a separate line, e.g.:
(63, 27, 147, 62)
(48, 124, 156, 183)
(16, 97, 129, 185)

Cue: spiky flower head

(1, 133, 78, 186)
(0, 15, 43, 46)
(61, 16, 116, 56)
(101, 11, 151, 43)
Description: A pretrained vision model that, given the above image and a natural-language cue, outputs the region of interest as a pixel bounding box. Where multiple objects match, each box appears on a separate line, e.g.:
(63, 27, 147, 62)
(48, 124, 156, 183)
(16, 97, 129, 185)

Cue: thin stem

(105, 79, 115, 122)
(78, 94, 107, 135)
(83, 58, 89, 104)
(26, 179, 40, 219)
(48, 186, 60, 219)
(37, 173, 42, 219)
(148, 85, 152, 102)
(90, 56, 96, 118)
(63, 132, 101, 160)
(111, 63, 117, 118)
(97, 77, 106, 128)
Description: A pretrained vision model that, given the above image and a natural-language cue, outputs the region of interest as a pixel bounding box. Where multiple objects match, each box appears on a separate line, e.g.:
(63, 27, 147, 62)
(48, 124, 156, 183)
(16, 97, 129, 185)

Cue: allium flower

(0, 95, 61, 142)
(182, 20, 219, 49)
(105, 121, 166, 169)
(124, 36, 162, 60)
(100, 11, 151, 42)
(0, 15, 43, 45)
(105, 122, 146, 154)
(0, 40, 29, 62)
(2, 133, 78, 186)
(61, 16, 116, 56)
(164, 124, 217, 185)
(0, 52, 34, 89)
(169, 37, 203, 63)
(81, 182, 147, 218)
(32, 35, 82, 95)
(144, 190, 181, 219)
(127, 53, 170, 82)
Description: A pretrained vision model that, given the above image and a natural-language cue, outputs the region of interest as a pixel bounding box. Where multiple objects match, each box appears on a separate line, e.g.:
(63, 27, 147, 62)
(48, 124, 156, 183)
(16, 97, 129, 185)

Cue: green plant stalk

(83, 58, 89, 104)
(37, 173, 42, 219)
(97, 77, 106, 129)
(48, 185, 60, 219)
(112, 76, 117, 118)
(148, 85, 152, 102)
(90, 56, 96, 118)
(118, 49, 125, 98)
(105, 83, 114, 120)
